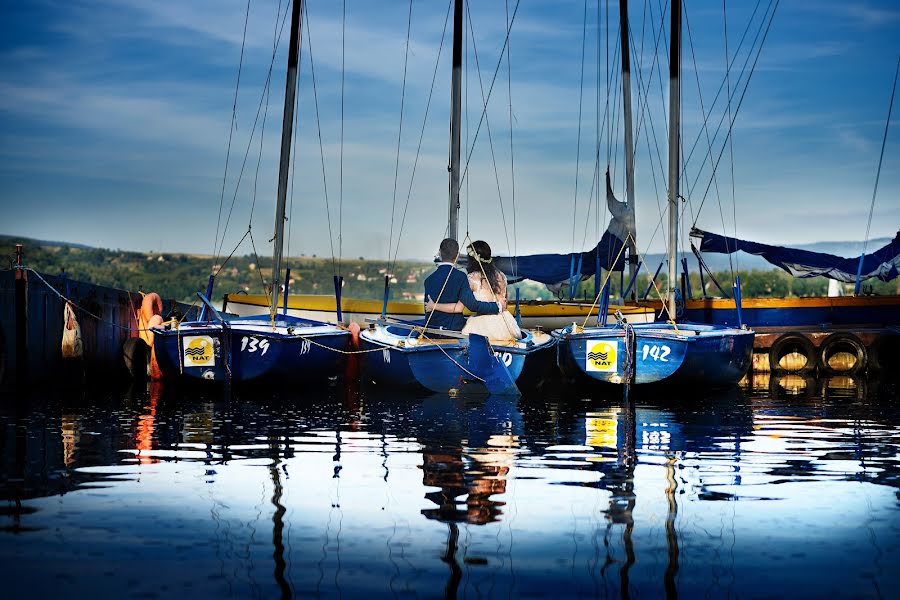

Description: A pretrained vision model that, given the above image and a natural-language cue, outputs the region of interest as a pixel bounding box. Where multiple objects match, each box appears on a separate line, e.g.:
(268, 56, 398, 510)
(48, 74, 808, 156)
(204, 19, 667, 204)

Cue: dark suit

(424, 263, 499, 331)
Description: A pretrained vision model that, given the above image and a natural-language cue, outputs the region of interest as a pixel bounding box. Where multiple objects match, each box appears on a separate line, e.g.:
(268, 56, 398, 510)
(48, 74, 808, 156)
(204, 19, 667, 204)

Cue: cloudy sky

(1, 0, 898, 265)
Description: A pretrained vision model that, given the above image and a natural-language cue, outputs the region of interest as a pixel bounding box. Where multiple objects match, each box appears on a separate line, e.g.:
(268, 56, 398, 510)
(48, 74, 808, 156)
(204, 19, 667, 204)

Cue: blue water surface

(1, 375, 898, 599)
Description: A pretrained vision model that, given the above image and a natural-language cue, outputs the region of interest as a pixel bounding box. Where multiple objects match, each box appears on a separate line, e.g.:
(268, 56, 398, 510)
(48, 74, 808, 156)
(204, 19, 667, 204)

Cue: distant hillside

(2, 233, 896, 301)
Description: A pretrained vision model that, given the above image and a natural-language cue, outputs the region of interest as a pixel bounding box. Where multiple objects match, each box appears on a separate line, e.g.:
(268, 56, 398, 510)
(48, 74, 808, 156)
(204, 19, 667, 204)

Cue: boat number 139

(241, 336, 270, 356)
(641, 344, 670, 362)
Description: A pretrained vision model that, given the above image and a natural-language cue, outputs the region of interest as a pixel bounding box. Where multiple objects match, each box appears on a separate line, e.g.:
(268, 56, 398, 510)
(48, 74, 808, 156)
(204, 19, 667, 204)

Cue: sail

(495, 172, 633, 287)
(691, 228, 900, 283)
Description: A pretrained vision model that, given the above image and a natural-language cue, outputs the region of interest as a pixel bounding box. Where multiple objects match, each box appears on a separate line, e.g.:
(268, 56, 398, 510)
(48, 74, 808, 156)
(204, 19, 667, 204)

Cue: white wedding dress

(462, 272, 522, 342)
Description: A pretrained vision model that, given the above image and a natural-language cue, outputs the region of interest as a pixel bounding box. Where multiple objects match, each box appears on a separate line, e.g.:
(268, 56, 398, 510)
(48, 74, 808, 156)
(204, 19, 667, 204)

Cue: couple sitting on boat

(424, 238, 522, 342)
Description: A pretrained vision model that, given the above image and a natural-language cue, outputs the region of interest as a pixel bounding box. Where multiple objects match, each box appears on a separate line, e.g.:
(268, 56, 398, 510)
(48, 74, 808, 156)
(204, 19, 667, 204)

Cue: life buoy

(868, 333, 900, 373)
(819, 332, 867, 376)
(768, 333, 817, 373)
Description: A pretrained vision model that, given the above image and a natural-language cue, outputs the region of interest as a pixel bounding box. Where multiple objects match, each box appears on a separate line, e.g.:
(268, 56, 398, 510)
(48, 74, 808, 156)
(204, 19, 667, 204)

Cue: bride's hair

(466, 240, 502, 295)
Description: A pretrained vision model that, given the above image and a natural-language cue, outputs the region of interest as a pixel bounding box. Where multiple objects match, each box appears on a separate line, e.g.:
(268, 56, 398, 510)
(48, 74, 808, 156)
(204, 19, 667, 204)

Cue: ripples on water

(1, 374, 899, 599)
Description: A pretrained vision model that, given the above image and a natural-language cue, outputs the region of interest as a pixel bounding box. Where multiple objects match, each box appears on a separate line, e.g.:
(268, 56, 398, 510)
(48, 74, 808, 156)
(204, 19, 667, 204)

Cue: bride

(425, 240, 522, 341)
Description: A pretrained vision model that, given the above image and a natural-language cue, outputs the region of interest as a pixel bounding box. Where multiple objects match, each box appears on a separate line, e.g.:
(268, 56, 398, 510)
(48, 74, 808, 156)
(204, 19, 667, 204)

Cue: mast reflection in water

(1, 376, 899, 598)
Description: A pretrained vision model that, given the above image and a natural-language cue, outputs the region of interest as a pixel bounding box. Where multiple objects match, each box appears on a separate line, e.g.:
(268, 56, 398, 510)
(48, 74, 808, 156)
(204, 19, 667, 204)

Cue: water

(2, 375, 899, 599)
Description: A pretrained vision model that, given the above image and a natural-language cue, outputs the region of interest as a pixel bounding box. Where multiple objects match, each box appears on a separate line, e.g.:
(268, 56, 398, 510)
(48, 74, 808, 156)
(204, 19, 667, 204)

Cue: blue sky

(1, 0, 898, 264)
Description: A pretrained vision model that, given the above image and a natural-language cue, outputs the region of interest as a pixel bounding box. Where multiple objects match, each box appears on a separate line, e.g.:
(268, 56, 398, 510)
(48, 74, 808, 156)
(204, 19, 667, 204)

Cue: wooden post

(14, 244, 28, 386)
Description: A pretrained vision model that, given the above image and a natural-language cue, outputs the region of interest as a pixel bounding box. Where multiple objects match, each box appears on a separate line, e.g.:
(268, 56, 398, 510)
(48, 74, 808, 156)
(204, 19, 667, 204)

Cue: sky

(1, 0, 898, 265)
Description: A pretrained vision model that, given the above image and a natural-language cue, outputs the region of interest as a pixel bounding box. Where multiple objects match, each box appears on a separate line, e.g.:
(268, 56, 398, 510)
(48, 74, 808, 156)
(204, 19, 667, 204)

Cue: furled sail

(691, 228, 900, 283)
(494, 172, 633, 287)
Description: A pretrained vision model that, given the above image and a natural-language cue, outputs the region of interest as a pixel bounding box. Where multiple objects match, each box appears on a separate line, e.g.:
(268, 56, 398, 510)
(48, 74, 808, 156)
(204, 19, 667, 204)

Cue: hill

(2, 234, 896, 302)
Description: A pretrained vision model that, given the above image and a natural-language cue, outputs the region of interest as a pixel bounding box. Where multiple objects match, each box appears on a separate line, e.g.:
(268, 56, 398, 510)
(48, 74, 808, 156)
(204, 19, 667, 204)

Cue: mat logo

(184, 336, 215, 367)
(586, 340, 617, 372)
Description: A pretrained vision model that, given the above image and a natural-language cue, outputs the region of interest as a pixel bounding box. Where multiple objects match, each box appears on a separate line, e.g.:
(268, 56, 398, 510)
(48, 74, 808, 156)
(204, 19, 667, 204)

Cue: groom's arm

(458, 284, 499, 315)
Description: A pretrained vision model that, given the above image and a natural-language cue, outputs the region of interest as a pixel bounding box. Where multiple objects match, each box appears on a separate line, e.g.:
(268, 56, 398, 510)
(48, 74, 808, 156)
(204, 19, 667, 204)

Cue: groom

(423, 238, 502, 331)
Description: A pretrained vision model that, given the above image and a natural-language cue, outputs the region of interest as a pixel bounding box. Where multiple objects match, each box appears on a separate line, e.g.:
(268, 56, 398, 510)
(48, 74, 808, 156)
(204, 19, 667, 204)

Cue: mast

(619, 0, 637, 299)
(448, 0, 463, 241)
(270, 0, 304, 318)
(666, 0, 682, 319)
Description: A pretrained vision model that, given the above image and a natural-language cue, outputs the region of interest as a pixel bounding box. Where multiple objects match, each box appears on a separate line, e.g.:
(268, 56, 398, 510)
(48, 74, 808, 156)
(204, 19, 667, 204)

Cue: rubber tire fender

(868, 333, 900, 373)
(123, 337, 150, 381)
(769, 332, 817, 374)
(819, 332, 867, 376)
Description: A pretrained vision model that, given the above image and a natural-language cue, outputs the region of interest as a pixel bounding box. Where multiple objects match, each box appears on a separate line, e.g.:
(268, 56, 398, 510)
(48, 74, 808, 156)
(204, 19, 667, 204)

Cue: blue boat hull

(555, 323, 754, 388)
(153, 315, 350, 384)
(360, 325, 557, 394)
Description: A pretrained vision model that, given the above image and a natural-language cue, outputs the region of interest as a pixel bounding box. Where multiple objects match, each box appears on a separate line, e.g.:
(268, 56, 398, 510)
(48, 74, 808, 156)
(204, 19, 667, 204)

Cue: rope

(691, 0, 780, 224)
(19, 266, 192, 334)
(388, 0, 414, 268)
(463, 4, 513, 258)
(389, 0, 453, 276)
(215, 5, 291, 263)
(302, 4, 338, 275)
(213, 0, 251, 267)
(862, 55, 899, 255)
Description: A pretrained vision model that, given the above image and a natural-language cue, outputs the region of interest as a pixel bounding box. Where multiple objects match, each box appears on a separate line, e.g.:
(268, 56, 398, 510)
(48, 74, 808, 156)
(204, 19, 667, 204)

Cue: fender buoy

(769, 374, 814, 401)
(868, 333, 900, 373)
(819, 332, 867, 376)
(769, 333, 817, 374)
(123, 337, 150, 380)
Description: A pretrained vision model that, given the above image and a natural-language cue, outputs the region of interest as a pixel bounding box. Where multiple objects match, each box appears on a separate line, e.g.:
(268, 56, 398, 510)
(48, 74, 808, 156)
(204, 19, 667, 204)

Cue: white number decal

(241, 336, 270, 356)
(498, 352, 513, 367)
(641, 344, 671, 362)
(382, 348, 391, 363)
(300, 339, 311, 355)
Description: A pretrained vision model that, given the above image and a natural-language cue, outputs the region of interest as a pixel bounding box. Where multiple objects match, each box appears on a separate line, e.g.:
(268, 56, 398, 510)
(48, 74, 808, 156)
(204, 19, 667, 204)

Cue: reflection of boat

(554, 0, 753, 389)
(151, 1, 350, 384)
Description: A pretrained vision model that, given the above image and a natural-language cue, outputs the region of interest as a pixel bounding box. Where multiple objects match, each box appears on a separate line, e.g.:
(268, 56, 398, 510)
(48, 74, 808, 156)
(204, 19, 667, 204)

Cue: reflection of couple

(423, 238, 521, 341)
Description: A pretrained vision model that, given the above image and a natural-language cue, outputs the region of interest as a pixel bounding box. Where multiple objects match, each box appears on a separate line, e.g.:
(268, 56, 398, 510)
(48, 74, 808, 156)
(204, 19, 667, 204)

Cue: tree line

(3, 235, 896, 304)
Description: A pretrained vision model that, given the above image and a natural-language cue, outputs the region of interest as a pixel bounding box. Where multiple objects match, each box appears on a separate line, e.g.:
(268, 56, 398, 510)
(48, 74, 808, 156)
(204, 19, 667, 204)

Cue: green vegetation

(3, 234, 896, 304)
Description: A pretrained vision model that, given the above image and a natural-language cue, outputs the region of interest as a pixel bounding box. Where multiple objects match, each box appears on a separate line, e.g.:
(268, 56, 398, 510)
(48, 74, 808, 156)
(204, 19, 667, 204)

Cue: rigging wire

(571, 0, 590, 257)
(301, 3, 338, 275)
(683, 0, 767, 206)
(389, 0, 454, 274)
(862, 55, 899, 255)
(214, 6, 292, 270)
(690, 0, 780, 225)
(458, 0, 521, 189)
(505, 0, 518, 279)
(723, 0, 739, 274)
(339, 0, 346, 275)
(464, 2, 513, 257)
(214, 0, 251, 268)
(682, 2, 734, 276)
(388, 0, 414, 267)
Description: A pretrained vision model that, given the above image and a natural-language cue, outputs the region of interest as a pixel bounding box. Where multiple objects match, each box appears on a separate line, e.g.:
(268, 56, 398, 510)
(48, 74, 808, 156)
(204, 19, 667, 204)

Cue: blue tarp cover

(692, 228, 900, 283)
(494, 230, 626, 286)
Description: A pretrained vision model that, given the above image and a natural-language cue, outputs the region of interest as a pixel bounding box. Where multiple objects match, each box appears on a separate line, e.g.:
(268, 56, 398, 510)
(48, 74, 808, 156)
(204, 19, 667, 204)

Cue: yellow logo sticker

(586, 340, 617, 372)
(183, 336, 215, 367)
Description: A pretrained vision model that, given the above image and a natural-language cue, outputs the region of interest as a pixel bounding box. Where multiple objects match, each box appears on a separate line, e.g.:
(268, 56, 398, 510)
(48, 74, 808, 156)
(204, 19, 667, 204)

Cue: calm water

(1, 375, 899, 599)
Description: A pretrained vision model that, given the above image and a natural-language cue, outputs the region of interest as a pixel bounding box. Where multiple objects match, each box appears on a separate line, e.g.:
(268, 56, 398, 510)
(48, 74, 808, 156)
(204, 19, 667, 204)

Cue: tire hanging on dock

(868, 332, 900, 373)
(768, 332, 817, 374)
(818, 332, 867, 376)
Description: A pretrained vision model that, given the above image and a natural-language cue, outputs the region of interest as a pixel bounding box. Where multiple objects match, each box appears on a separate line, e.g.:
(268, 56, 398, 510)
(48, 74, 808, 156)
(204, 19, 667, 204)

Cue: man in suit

(423, 238, 502, 331)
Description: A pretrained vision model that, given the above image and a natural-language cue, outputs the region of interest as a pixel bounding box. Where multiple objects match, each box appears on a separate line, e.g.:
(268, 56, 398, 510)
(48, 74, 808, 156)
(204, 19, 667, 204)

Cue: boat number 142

(641, 344, 670, 362)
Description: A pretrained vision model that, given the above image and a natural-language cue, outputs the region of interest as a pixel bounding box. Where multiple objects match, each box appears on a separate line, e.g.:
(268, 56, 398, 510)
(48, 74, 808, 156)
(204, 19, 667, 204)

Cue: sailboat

(555, 0, 754, 389)
(151, 1, 351, 384)
(358, 0, 556, 396)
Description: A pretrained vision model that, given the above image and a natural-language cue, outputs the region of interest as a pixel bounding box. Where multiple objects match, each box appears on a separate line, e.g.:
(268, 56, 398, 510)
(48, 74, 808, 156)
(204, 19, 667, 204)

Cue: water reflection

(0, 375, 898, 597)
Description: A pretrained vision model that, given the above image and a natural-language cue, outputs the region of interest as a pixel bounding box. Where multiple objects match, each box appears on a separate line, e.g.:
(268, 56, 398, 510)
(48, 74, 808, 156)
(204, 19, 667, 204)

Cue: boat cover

(494, 171, 632, 287)
(691, 228, 900, 283)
